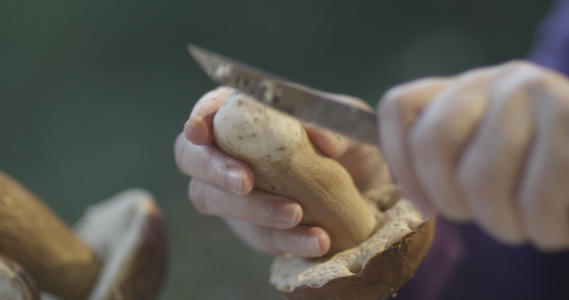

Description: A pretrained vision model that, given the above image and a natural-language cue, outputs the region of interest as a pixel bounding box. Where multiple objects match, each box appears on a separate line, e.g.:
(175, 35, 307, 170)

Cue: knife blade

(188, 44, 379, 145)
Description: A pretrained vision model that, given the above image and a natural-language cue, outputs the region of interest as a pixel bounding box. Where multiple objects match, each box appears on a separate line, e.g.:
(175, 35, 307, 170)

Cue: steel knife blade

(188, 44, 379, 145)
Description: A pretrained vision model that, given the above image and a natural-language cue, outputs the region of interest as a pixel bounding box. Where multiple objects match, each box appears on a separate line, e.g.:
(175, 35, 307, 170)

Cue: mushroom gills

(73, 189, 167, 300)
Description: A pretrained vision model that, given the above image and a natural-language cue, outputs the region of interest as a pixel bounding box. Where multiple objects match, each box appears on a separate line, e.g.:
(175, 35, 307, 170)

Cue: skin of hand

(174, 87, 391, 258)
(378, 60, 569, 252)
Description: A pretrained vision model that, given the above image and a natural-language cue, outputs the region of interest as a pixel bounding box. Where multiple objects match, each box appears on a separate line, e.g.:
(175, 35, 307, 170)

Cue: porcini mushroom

(0, 255, 40, 300)
(0, 171, 101, 299)
(213, 91, 434, 300)
(74, 188, 167, 300)
(213, 91, 378, 255)
(0, 171, 167, 300)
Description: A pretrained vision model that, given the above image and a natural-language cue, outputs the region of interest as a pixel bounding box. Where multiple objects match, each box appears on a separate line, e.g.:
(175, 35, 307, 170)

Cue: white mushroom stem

(213, 91, 378, 255)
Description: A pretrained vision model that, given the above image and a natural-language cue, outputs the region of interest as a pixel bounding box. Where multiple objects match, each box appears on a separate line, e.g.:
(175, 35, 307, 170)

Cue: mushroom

(73, 188, 167, 300)
(0, 255, 40, 300)
(214, 91, 378, 255)
(213, 91, 435, 300)
(0, 171, 167, 300)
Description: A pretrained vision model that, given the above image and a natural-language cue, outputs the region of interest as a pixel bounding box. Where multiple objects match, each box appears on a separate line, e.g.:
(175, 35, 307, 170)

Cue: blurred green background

(0, 1, 554, 299)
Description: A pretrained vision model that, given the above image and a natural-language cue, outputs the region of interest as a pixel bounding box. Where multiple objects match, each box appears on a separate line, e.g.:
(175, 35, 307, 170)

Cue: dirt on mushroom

(213, 91, 434, 300)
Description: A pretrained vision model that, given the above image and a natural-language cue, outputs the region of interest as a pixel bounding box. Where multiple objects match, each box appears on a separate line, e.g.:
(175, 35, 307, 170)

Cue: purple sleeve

(528, 0, 569, 75)
(397, 220, 569, 300)
(395, 219, 465, 300)
(395, 1, 569, 299)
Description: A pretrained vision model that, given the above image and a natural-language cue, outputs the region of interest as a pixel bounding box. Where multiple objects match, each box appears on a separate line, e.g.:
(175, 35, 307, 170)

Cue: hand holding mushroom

(175, 87, 434, 299)
(175, 87, 398, 258)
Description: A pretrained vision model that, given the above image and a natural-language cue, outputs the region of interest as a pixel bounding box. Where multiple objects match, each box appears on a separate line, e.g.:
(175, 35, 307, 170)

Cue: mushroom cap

(0, 255, 40, 300)
(74, 189, 168, 300)
(270, 200, 435, 300)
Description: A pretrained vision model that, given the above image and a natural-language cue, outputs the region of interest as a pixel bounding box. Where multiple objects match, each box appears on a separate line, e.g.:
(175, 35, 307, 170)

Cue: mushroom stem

(213, 92, 378, 255)
(0, 255, 41, 300)
(0, 171, 101, 300)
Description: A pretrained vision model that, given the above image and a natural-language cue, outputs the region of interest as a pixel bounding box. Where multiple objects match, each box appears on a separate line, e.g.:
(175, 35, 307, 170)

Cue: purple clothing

(397, 1, 569, 299)
(529, 0, 569, 73)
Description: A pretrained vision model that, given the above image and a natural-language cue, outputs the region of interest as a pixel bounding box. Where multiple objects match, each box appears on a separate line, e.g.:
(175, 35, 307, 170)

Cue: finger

(174, 132, 254, 195)
(378, 77, 452, 215)
(189, 180, 303, 229)
(456, 62, 537, 244)
(304, 94, 372, 159)
(337, 141, 388, 192)
(304, 124, 350, 159)
(184, 86, 233, 145)
(305, 124, 389, 192)
(305, 94, 387, 190)
(226, 219, 331, 258)
(408, 67, 498, 221)
(519, 67, 569, 251)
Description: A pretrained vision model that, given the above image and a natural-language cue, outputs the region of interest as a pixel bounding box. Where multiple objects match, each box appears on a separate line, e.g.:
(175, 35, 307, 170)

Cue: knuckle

(500, 60, 536, 71)
(174, 136, 218, 179)
(260, 227, 278, 253)
(378, 85, 407, 117)
(380, 80, 423, 110)
(455, 66, 492, 83)
(499, 60, 545, 75)
(408, 123, 452, 169)
(494, 63, 569, 121)
(196, 147, 215, 180)
(408, 128, 435, 161)
(188, 180, 209, 214)
(379, 77, 450, 119)
(499, 61, 550, 89)
(456, 162, 490, 199)
(408, 118, 440, 152)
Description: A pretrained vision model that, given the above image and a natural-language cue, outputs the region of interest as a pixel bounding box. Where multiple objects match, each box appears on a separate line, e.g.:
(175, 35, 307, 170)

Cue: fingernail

(224, 167, 243, 194)
(271, 202, 300, 226)
(305, 235, 322, 255)
(185, 116, 210, 144)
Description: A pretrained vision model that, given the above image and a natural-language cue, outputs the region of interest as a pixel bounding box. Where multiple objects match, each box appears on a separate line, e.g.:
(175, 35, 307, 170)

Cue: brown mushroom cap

(0, 255, 41, 300)
(270, 200, 435, 300)
(73, 189, 168, 300)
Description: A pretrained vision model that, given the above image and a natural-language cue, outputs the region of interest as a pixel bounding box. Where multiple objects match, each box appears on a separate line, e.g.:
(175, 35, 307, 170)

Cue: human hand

(378, 60, 569, 251)
(174, 87, 390, 258)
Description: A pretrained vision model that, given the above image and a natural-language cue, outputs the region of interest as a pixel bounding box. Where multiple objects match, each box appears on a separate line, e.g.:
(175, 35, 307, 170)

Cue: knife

(188, 44, 379, 145)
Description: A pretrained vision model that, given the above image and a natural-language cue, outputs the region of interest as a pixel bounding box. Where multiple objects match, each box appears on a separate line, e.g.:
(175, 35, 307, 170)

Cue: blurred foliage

(0, 0, 553, 299)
